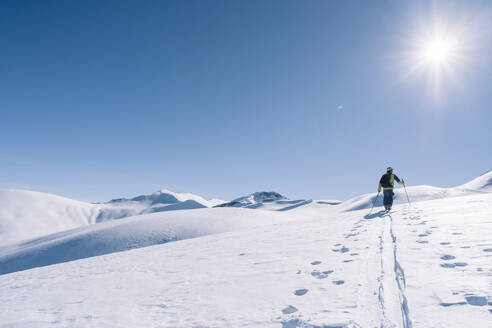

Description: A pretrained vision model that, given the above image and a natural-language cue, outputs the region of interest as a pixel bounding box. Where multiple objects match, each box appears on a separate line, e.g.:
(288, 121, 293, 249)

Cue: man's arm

(394, 175, 404, 185)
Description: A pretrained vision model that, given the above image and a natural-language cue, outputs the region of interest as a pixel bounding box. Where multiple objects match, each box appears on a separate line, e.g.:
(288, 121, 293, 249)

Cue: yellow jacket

(378, 173, 404, 192)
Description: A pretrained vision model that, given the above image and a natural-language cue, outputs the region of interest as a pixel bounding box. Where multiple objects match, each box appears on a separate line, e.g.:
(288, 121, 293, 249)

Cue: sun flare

(402, 22, 467, 95)
(420, 35, 459, 66)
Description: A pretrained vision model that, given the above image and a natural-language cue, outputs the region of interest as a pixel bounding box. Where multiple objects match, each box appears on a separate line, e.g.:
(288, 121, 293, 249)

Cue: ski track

(389, 213, 412, 328)
(369, 209, 413, 328)
(3, 187, 492, 327)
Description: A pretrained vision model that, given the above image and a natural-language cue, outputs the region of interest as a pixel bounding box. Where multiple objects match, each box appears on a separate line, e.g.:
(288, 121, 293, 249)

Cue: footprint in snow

(441, 263, 456, 268)
(483, 248, 492, 252)
(416, 240, 428, 244)
(294, 289, 308, 296)
(439, 302, 467, 307)
(340, 247, 349, 253)
(440, 242, 451, 245)
(311, 270, 333, 279)
(440, 255, 456, 260)
(311, 261, 322, 265)
(281, 305, 298, 314)
(465, 296, 488, 306)
(332, 280, 345, 285)
(282, 319, 321, 328)
(441, 262, 468, 268)
(452, 232, 463, 235)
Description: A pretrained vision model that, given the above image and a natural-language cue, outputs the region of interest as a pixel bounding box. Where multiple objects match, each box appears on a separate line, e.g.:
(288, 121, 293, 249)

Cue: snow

(0, 190, 100, 246)
(108, 189, 217, 208)
(216, 191, 326, 211)
(0, 173, 491, 327)
(0, 208, 304, 276)
(458, 169, 492, 192)
(340, 169, 492, 212)
(0, 189, 219, 246)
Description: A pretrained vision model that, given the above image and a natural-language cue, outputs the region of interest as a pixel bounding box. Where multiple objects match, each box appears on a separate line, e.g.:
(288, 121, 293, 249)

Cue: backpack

(380, 173, 393, 188)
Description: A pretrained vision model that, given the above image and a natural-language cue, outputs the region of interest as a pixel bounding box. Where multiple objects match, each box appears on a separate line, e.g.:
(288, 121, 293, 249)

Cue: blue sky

(1, 0, 491, 202)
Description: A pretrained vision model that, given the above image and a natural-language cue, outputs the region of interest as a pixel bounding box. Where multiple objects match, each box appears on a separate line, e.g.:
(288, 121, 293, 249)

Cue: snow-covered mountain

(0, 189, 222, 246)
(96, 189, 213, 221)
(340, 170, 492, 212)
(458, 169, 492, 192)
(1, 172, 492, 327)
(106, 189, 219, 208)
(215, 191, 322, 211)
(1, 182, 491, 327)
(0, 208, 304, 276)
(0, 190, 100, 247)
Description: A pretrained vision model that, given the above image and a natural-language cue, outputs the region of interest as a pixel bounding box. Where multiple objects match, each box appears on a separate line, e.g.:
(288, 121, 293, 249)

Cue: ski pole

(368, 192, 380, 215)
(403, 182, 411, 206)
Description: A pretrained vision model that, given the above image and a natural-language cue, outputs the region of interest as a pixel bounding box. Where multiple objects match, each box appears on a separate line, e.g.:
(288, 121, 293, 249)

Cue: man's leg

(388, 190, 394, 210)
(383, 190, 390, 211)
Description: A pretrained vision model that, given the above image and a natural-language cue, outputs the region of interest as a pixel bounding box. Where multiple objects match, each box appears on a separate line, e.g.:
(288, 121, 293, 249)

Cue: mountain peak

(214, 191, 312, 210)
(233, 191, 286, 204)
(459, 170, 492, 192)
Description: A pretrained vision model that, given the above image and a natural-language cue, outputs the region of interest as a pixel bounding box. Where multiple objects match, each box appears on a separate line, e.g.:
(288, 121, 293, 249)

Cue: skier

(378, 167, 404, 212)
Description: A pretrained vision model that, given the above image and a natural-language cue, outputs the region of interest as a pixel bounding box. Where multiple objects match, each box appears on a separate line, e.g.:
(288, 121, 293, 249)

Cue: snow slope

(1, 172, 491, 327)
(0, 190, 100, 246)
(106, 189, 217, 208)
(0, 208, 302, 276)
(0, 192, 490, 327)
(340, 170, 492, 212)
(215, 191, 328, 211)
(458, 169, 492, 192)
(0, 189, 220, 245)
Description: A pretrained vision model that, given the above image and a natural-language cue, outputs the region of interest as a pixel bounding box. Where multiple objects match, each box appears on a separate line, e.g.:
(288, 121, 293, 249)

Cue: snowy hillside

(1, 172, 491, 327)
(0, 190, 100, 246)
(458, 169, 492, 192)
(0, 189, 221, 245)
(216, 191, 322, 211)
(106, 189, 218, 208)
(0, 208, 304, 276)
(96, 189, 215, 221)
(1, 191, 490, 327)
(340, 170, 492, 212)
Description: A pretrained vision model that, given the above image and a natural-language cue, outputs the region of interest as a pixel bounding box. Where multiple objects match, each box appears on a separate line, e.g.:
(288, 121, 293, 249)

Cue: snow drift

(1, 191, 491, 327)
(0, 189, 219, 246)
(0, 208, 301, 276)
(0, 190, 100, 246)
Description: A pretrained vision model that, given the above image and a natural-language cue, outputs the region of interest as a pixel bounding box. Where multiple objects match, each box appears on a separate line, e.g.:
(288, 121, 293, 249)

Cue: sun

(401, 24, 466, 95)
(397, 4, 489, 102)
(420, 34, 459, 66)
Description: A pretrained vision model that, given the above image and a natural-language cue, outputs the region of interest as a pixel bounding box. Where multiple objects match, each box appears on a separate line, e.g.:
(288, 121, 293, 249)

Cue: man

(378, 167, 404, 212)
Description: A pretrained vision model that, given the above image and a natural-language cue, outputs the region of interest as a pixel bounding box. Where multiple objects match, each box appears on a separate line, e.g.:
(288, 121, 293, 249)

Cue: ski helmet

(387, 167, 393, 173)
